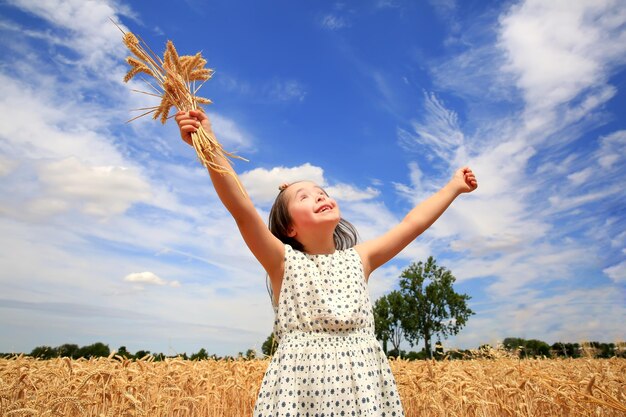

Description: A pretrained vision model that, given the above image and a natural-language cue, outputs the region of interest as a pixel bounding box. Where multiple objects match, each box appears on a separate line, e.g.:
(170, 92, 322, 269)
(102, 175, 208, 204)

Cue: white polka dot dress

(254, 244, 405, 417)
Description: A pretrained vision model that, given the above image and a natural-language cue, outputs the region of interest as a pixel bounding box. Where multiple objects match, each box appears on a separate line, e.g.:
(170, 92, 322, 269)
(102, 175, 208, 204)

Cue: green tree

(504, 337, 552, 358)
(525, 339, 551, 358)
(30, 345, 58, 359)
(551, 342, 580, 358)
(57, 343, 80, 359)
(191, 348, 209, 360)
(503, 337, 527, 353)
(77, 342, 110, 359)
(373, 290, 407, 355)
(586, 342, 616, 358)
(134, 350, 151, 360)
(399, 256, 474, 358)
(262, 333, 278, 357)
(116, 346, 132, 359)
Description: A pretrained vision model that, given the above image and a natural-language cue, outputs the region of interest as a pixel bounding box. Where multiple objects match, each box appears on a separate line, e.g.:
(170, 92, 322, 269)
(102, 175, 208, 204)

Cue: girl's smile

(285, 181, 341, 239)
(315, 203, 333, 213)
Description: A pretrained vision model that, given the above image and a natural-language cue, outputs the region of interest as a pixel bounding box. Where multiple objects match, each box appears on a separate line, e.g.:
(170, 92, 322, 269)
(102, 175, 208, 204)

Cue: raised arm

(355, 167, 477, 279)
(176, 110, 284, 278)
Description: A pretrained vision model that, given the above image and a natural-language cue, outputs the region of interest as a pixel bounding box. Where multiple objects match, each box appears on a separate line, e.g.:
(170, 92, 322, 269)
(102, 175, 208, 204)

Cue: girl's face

(284, 181, 340, 237)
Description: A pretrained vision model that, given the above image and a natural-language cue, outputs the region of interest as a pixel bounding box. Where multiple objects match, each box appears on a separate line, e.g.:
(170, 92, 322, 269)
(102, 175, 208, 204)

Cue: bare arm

(176, 110, 284, 279)
(355, 167, 477, 279)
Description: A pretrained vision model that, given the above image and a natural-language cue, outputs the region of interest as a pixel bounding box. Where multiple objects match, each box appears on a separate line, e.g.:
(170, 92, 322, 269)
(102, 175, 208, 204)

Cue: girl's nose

(316, 194, 326, 203)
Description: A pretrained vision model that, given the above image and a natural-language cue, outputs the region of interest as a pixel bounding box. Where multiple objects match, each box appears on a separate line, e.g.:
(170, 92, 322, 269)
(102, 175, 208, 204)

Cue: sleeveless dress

(253, 244, 405, 417)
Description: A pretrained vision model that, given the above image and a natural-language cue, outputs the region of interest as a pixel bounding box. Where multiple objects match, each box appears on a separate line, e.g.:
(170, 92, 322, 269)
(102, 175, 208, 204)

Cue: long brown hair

(267, 183, 359, 252)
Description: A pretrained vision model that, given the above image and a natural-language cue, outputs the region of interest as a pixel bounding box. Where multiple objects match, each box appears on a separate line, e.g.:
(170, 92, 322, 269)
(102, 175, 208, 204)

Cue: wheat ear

(113, 20, 247, 193)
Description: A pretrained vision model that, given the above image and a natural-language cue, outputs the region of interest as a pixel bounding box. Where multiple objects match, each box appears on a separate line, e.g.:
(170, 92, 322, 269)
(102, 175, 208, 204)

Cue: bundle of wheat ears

(118, 23, 246, 192)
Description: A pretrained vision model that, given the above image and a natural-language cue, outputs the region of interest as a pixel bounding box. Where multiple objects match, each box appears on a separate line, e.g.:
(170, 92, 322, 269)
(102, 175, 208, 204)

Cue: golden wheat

(115, 22, 247, 193)
(1, 355, 625, 416)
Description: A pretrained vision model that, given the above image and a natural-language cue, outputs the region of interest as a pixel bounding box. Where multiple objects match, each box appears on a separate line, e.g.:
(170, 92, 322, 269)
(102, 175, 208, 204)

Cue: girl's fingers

(175, 110, 202, 124)
(461, 168, 478, 191)
(174, 111, 190, 123)
(179, 118, 200, 127)
(178, 120, 200, 132)
(174, 111, 209, 147)
(180, 124, 199, 135)
(189, 109, 208, 122)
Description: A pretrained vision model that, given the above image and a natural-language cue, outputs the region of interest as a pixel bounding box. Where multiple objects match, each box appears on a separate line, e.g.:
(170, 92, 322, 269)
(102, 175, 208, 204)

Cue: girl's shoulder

(283, 243, 306, 261)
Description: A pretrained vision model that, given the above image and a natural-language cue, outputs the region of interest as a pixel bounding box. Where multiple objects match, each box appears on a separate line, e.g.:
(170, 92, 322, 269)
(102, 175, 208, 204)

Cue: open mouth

(316, 204, 333, 213)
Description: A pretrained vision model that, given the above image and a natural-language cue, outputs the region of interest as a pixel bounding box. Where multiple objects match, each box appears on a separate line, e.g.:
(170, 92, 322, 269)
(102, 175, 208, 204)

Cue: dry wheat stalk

(115, 22, 247, 194)
(2, 356, 626, 417)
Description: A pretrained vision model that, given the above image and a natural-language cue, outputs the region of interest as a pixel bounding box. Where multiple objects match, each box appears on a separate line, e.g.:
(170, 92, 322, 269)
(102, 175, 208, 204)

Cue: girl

(176, 110, 477, 417)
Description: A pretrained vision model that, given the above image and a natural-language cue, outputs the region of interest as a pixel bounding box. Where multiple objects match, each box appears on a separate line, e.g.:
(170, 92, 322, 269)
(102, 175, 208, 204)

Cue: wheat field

(1, 355, 624, 416)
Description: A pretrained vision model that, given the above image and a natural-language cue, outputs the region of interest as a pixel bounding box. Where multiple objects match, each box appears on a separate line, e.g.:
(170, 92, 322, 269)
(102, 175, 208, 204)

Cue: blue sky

(0, 0, 624, 356)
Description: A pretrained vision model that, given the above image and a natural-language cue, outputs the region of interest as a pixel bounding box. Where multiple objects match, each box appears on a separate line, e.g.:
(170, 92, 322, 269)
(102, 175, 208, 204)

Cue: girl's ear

(287, 226, 297, 238)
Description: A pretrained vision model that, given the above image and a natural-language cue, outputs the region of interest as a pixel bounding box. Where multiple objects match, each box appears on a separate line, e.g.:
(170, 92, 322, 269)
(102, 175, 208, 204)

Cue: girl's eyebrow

(294, 186, 324, 198)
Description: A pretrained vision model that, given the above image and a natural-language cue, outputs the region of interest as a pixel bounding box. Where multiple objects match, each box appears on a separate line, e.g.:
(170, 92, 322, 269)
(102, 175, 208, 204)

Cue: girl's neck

(300, 234, 336, 255)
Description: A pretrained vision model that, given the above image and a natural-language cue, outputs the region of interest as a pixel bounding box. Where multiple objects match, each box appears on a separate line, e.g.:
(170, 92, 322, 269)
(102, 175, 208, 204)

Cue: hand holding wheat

(176, 110, 211, 146)
(117, 23, 246, 193)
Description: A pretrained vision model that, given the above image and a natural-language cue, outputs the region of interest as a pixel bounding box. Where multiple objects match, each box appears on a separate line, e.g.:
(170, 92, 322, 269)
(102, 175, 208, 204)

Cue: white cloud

(393, 162, 432, 203)
(239, 163, 326, 206)
(124, 271, 180, 287)
(398, 92, 465, 162)
(2, 0, 624, 356)
(395, 120, 546, 252)
(456, 286, 625, 348)
(566, 167, 593, 186)
(0, 76, 153, 221)
(380, 263, 625, 353)
(596, 130, 626, 169)
(370, 71, 402, 116)
(217, 74, 306, 104)
(548, 187, 621, 214)
(321, 14, 349, 30)
(392, 0, 626, 349)
(430, 28, 515, 105)
(339, 196, 432, 264)
(207, 112, 255, 152)
(367, 264, 402, 302)
(0, 155, 17, 177)
(7, 0, 132, 74)
(35, 157, 151, 218)
(498, 0, 626, 118)
(340, 200, 397, 242)
(266, 79, 307, 102)
(603, 261, 626, 284)
(239, 163, 380, 207)
(0, 73, 126, 165)
(325, 183, 379, 202)
(611, 234, 626, 251)
(0, 0, 279, 355)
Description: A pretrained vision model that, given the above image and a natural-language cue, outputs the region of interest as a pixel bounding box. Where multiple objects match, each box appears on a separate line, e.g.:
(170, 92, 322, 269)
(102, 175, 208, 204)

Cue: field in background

(1, 355, 625, 416)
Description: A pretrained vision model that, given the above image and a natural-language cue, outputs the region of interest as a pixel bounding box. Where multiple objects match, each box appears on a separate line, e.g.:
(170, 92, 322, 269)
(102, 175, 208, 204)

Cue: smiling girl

(176, 109, 477, 417)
